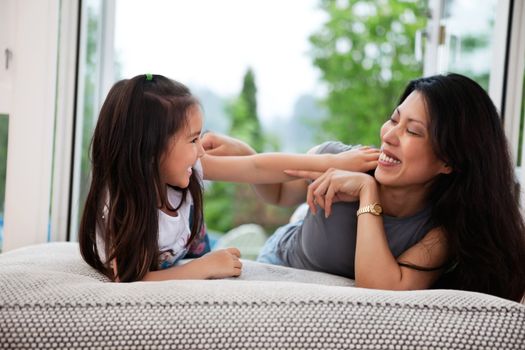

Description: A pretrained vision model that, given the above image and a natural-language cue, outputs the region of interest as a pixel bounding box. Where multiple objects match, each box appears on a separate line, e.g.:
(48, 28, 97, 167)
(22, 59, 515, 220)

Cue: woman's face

(375, 91, 450, 188)
(160, 106, 205, 188)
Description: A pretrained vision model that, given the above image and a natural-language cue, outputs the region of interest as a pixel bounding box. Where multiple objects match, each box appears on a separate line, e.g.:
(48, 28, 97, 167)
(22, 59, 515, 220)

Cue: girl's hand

(199, 247, 243, 279)
(334, 146, 380, 173)
(284, 169, 376, 217)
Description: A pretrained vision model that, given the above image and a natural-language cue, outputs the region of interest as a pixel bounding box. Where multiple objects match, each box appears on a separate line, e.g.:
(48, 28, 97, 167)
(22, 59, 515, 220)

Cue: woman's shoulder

(315, 141, 361, 155)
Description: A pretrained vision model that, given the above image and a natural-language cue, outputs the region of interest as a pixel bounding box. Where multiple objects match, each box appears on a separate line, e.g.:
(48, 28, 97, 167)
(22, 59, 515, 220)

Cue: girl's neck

(378, 184, 429, 218)
(160, 206, 179, 217)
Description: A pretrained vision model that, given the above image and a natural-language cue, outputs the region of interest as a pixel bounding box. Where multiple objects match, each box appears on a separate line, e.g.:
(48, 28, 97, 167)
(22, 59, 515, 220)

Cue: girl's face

(375, 91, 451, 189)
(160, 106, 204, 188)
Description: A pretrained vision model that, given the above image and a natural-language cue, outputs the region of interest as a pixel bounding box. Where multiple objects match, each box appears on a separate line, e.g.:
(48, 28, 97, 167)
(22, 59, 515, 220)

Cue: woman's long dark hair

(79, 74, 203, 282)
(400, 74, 525, 302)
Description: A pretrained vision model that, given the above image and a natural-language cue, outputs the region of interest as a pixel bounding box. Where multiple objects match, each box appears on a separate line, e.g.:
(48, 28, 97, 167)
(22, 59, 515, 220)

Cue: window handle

(5, 48, 12, 70)
(415, 29, 427, 62)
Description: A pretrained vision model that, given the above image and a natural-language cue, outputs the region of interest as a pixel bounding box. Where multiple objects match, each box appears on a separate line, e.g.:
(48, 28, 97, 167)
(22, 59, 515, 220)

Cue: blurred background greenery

(204, 0, 427, 234)
(70, 0, 514, 239)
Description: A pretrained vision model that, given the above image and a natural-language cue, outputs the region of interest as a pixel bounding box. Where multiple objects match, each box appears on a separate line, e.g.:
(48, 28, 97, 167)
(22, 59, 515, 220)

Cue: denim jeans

(256, 222, 300, 266)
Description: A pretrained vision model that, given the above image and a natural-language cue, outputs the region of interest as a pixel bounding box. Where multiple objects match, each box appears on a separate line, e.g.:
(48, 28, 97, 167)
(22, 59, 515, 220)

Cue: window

(0, 114, 8, 251)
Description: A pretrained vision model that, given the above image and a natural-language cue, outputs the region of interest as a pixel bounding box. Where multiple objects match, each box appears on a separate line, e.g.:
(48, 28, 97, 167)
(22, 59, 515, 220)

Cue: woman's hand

(334, 146, 380, 173)
(197, 247, 243, 279)
(285, 169, 376, 217)
(201, 132, 256, 156)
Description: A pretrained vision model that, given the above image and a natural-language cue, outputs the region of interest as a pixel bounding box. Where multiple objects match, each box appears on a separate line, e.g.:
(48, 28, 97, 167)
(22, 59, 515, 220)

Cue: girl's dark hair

(399, 73, 525, 302)
(79, 74, 203, 282)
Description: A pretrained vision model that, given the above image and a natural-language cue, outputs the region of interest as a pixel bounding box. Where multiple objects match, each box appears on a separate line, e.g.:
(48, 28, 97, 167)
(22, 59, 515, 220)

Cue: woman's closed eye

(407, 129, 422, 136)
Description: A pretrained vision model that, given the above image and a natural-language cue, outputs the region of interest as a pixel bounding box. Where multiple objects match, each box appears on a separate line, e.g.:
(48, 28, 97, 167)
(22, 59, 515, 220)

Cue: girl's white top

(96, 160, 203, 268)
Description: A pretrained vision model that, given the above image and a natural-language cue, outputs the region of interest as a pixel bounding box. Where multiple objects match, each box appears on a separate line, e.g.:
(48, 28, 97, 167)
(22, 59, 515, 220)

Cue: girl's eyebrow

(188, 130, 201, 138)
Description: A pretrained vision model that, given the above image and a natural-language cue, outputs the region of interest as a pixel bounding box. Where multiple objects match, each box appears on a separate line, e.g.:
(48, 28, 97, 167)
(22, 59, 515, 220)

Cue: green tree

(228, 68, 264, 152)
(204, 68, 293, 234)
(0, 116, 8, 215)
(310, 0, 427, 146)
(77, 5, 101, 225)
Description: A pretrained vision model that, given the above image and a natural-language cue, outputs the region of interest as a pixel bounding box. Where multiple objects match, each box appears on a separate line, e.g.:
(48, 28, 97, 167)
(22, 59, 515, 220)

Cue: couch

(1, 242, 524, 349)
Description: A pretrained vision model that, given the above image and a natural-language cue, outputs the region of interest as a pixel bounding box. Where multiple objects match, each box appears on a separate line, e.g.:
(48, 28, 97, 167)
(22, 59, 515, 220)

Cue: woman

(203, 74, 525, 302)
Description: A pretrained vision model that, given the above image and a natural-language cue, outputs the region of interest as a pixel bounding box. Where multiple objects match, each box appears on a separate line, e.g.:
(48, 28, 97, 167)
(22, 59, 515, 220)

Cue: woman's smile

(378, 151, 401, 167)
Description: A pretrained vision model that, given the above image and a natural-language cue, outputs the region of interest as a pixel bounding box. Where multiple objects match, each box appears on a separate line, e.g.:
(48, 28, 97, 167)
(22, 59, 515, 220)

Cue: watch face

(373, 203, 383, 215)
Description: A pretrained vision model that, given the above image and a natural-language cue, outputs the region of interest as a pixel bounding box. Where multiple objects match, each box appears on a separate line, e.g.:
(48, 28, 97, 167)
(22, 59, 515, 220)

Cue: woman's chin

(374, 169, 394, 186)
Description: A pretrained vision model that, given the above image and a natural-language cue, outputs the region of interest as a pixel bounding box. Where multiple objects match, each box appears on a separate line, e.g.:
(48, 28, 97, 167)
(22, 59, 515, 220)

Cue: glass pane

(69, 0, 104, 241)
(517, 59, 525, 167)
(438, 0, 498, 90)
(113, 0, 326, 241)
(111, 0, 427, 258)
(0, 114, 8, 252)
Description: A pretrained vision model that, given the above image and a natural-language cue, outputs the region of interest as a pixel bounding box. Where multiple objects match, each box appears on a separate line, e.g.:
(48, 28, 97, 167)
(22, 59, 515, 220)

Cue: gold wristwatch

(356, 203, 383, 217)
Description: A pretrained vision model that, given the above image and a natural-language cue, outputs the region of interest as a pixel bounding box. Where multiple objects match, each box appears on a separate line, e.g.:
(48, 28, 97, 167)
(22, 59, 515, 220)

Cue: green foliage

(204, 68, 292, 233)
(203, 182, 235, 233)
(227, 68, 264, 152)
(310, 0, 427, 146)
(0, 116, 8, 214)
(77, 5, 101, 224)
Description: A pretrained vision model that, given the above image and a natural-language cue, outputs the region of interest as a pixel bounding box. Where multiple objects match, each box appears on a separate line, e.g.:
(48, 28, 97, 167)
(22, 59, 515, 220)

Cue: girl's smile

(160, 107, 205, 188)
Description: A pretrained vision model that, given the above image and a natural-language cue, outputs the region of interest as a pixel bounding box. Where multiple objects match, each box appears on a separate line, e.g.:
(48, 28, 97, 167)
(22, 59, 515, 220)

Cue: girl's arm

(200, 133, 378, 206)
(201, 147, 379, 185)
(286, 168, 449, 290)
(137, 248, 241, 281)
(201, 132, 308, 206)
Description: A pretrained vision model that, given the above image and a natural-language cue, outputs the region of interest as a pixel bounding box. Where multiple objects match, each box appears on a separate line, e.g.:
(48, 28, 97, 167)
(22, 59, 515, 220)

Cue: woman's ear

(440, 162, 453, 175)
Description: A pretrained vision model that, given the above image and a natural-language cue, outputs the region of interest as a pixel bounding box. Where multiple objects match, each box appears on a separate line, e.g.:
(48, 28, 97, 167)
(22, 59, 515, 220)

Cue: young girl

(79, 74, 379, 282)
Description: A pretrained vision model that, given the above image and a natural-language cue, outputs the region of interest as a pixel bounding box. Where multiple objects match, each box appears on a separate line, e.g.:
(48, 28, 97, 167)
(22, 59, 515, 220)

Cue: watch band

(356, 203, 383, 217)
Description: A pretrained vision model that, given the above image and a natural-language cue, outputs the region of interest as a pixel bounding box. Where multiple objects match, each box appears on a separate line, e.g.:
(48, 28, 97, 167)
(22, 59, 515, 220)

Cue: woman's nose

(381, 124, 400, 146)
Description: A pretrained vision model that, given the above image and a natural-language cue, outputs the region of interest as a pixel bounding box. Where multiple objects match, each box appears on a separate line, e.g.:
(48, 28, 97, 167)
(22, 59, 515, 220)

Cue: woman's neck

(378, 184, 429, 218)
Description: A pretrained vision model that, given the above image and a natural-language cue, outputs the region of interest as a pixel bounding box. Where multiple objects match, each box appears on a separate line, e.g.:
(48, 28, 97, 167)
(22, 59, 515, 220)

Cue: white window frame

(3, 0, 60, 251)
(68, 0, 116, 242)
(50, 0, 80, 243)
(505, 0, 525, 167)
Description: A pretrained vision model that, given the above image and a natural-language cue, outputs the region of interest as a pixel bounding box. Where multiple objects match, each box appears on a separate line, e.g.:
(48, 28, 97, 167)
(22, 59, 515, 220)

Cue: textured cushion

(0, 242, 523, 349)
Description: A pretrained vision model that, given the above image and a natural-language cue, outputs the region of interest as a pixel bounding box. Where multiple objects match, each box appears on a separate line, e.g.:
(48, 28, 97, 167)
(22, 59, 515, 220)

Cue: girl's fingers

(227, 247, 241, 257)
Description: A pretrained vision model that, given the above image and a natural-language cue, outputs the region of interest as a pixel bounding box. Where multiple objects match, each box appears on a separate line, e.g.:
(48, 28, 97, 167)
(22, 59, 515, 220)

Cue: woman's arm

(200, 132, 379, 206)
(201, 132, 308, 206)
(354, 181, 448, 290)
(286, 168, 449, 290)
(201, 147, 379, 184)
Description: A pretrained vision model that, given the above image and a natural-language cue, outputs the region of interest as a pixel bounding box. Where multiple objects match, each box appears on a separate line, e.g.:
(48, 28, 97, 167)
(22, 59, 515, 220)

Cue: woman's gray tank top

(276, 141, 435, 279)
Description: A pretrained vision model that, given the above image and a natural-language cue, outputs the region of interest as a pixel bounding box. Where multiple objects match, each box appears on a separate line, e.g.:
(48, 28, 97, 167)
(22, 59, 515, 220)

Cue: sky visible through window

(115, 0, 326, 129)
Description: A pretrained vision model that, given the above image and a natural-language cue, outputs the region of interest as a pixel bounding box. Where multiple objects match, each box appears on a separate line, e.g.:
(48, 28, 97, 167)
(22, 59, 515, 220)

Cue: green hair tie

(145, 73, 153, 81)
